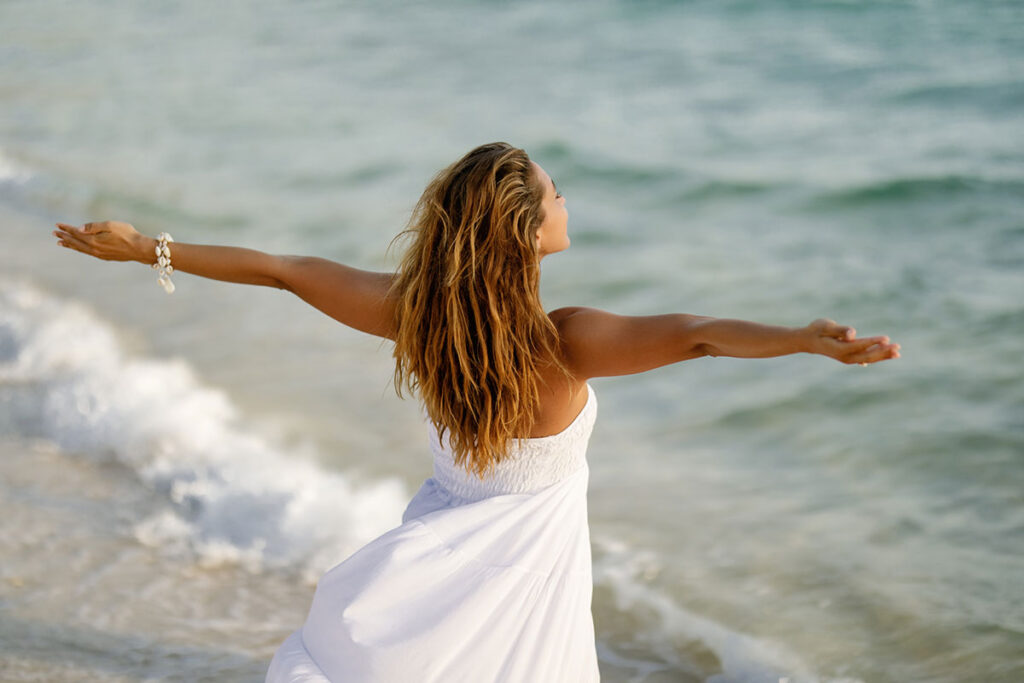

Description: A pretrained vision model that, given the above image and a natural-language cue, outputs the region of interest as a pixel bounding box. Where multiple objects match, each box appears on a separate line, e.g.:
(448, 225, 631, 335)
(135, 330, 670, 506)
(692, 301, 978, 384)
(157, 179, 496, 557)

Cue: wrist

(795, 324, 817, 354)
(134, 234, 158, 265)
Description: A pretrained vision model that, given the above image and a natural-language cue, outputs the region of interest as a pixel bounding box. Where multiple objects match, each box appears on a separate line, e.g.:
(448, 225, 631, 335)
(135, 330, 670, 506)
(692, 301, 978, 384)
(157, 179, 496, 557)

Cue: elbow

(259, 271, 290, 290)
(267, 254, 301, 292)
(679, 315, 717, 358)
(692, 342, 717, 358)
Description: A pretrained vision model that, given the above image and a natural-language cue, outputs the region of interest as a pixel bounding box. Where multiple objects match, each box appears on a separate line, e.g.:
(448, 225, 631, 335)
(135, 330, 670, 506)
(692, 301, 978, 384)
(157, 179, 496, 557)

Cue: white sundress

(266, 384, 600, 682)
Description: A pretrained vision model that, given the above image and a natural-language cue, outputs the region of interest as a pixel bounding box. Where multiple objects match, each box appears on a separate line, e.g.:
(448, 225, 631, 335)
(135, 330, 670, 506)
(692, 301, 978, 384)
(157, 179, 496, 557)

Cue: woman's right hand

(54, 221, 156, 264)
(804, 318, 900, 366)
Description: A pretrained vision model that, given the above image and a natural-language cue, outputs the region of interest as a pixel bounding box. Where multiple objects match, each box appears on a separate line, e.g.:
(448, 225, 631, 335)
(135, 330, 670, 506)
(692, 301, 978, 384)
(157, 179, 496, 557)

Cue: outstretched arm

(54, 221, 397, 339)
(552, 307, 899, 379)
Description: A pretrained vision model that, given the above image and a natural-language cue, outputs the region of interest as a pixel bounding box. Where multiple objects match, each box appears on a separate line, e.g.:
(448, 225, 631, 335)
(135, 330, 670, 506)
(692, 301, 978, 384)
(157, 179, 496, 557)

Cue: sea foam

(593, 537, 864, 683)
(0, 280, 408, 581)
(0, 148, 32, 184)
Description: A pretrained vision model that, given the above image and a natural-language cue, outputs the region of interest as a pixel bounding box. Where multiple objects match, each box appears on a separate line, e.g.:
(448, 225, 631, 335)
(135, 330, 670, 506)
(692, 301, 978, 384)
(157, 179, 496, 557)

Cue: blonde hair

(390, 142, 568, 475)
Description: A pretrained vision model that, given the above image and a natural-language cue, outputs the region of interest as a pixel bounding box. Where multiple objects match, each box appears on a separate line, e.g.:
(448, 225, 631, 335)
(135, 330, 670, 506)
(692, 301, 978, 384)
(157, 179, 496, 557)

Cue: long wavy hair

(390, 142, 568, 476)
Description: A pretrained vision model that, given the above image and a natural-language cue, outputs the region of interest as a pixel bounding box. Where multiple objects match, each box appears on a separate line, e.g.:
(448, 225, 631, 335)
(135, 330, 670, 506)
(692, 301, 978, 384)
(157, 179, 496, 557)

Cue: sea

(1, 1, 1022, 681)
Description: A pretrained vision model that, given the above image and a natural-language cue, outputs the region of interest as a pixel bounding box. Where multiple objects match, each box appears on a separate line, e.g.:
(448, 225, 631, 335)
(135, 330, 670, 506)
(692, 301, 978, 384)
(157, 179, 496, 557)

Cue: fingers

(55, 222, 109, 240)
(844, 339, 901, 366)
(54, 229, 86, 253)
(54, 223, 78, 245)
(843, 335, 887, 353)
(54, 223, 95, 255)
(854, 348, 899, 366)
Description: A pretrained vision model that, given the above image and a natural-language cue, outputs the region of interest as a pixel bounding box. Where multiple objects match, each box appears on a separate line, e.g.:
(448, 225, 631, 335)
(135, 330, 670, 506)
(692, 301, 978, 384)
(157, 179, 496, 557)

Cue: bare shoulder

(548, 305, 612, 328)
(547, 306, 605, 357)
(547, 306, 621, 379)
(547, 305, 590, 327)
(548, 305, 639, 343)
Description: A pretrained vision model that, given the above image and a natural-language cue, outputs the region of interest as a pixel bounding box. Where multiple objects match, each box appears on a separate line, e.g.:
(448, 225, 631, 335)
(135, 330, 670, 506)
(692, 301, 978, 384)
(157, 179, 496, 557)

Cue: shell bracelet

(152, 232, 175, 294)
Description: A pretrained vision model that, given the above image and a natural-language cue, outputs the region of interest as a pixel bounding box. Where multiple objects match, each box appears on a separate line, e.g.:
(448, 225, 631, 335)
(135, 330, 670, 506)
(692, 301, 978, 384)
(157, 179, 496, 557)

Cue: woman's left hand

(805, 318, 900, 366)
(53, 221, 155, 264)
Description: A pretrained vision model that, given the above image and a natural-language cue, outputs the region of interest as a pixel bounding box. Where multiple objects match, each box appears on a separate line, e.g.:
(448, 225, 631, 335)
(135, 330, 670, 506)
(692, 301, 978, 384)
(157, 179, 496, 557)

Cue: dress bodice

(428, 384, 597, 502)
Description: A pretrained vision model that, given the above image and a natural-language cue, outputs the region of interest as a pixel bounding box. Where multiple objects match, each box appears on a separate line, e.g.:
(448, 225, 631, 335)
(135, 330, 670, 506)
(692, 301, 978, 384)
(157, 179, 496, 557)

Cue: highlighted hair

(391, 142, 567, 475)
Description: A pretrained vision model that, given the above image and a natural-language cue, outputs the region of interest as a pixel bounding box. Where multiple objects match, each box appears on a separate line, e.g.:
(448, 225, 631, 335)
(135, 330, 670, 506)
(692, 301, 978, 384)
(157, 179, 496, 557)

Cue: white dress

(266, 384, 600, 682)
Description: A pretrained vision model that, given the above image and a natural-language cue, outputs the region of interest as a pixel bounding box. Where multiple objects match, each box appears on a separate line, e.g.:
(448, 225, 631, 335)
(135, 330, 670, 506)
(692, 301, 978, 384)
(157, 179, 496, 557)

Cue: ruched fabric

(267, 385, 599, 683)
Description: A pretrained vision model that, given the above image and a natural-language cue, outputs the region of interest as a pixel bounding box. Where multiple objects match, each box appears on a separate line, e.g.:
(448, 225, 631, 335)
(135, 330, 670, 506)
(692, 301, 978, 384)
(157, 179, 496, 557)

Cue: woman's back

(522, 325, 589, 438)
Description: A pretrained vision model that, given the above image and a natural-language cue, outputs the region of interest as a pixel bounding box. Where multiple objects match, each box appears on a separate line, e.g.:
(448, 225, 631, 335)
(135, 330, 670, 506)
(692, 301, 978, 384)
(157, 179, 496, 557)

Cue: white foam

(592, 537, 864, 683)
(0, 148, 32, 184)
(0, 280, 408, 581)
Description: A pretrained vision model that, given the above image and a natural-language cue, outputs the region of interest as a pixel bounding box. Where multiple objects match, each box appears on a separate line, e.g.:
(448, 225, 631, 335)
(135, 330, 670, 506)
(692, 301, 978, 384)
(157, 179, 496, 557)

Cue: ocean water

(2, 0, 1023, 681)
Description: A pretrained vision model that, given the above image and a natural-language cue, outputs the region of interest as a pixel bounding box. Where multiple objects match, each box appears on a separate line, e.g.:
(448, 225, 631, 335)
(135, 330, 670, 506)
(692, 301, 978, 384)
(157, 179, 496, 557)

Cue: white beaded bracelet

(151, 232, 175, 294)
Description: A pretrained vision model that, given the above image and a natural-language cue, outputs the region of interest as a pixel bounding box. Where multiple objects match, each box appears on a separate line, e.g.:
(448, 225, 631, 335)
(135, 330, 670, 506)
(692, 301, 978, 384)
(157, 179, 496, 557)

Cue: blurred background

(1, 0, 1022, 681)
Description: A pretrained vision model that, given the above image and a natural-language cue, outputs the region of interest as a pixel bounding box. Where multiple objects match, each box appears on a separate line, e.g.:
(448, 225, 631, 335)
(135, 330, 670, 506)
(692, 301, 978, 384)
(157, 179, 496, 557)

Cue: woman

(54, 142, 899, 682)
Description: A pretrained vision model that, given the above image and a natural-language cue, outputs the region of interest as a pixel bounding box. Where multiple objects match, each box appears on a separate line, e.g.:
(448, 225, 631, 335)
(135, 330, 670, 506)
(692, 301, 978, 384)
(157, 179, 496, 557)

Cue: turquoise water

(2, 1, 1022, 680)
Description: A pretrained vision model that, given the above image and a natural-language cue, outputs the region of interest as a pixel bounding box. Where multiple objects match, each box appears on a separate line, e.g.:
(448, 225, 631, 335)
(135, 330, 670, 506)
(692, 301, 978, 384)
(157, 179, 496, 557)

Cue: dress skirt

(267, 385, 600, 682)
